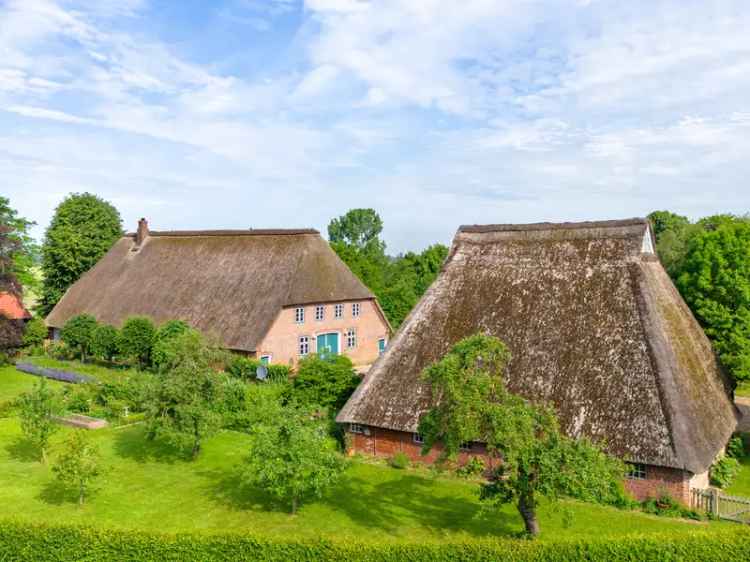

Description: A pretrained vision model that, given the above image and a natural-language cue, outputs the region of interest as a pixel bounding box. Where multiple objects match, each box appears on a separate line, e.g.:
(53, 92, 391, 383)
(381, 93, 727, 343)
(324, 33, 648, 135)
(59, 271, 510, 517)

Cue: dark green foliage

(151, 320, 190, 371)
(328, 208, 384, 251)
(727, 435, 747, 459)
(710, 456, 740, 488)
(1, 522, 750, 562)
(0, 196, 39, 292)
(647, 211, 700, 276)
(117, 316, 156, 369)
(90, 325, 119, 362)
(22, 317, 48, 348)
(419, 334, 625, 537)
(52, 431, 102, 505)
(61, 314, 98, 362)
(18, 378, 62, 463)
(0, 315, 24, 351)
(648, 211, 690, 242)
(456, 456, 486, 478)
(268, 365, 292, 382)
(40, 193, 122, 315)
(227, 355, 261, 381)
(641, 494, 702, 521)
(292, 354, 360, 414)
(389, 451, 409, 469)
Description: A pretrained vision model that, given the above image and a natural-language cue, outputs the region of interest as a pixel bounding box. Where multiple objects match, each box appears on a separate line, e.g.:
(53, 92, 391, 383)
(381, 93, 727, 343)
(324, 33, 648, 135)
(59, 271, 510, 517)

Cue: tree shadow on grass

(38, 479, 72, 506)
(4, 437, 41, 463)
(112, 426, 186, 464)
(322, 472, 519, 538)
(199, 466, 282, 513)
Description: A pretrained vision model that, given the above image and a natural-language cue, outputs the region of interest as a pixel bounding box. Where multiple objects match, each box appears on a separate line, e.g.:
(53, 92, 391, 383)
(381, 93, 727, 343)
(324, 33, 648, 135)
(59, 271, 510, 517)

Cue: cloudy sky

(2, 0, 748, 252)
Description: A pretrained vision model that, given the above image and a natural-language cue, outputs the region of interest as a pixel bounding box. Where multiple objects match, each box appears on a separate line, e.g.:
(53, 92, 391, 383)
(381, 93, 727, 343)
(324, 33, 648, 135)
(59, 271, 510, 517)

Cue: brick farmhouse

(338, 219, 739, 503)
(47, 220, 391, 368)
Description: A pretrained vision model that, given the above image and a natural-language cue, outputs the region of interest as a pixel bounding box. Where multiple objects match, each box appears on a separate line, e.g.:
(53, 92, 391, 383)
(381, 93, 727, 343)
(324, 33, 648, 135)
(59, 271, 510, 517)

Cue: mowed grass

(0, 366, 63, 403)
(0, 367, 736, 542)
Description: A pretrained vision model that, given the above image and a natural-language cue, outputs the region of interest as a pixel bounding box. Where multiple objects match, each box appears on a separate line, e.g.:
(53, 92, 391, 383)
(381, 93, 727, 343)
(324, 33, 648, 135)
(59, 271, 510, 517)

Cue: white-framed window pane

(352, 302, 361, 317)
(459, 442, 472, 451)
(351, 423, 365, 434)
(334, 304, 344, 319)
(315, 305, 324, 321)
(413, 433, 424, 444)
(346, 328, 357, 349)
(626, 462, 647, 480)
(298, 336, 309, 356)
(295, 307, 305, 323)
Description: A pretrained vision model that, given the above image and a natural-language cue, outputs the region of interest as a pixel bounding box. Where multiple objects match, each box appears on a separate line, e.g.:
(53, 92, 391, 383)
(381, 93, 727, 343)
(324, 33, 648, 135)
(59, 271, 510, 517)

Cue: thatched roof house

(47, 220, 390, 367)
(338, 218, 738, 501)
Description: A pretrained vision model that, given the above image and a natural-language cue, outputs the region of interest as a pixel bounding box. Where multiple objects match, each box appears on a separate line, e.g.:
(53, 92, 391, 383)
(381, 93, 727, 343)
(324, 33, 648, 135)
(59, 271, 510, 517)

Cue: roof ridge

(458, 218, 648, 234)
(125, 228, 319, 238)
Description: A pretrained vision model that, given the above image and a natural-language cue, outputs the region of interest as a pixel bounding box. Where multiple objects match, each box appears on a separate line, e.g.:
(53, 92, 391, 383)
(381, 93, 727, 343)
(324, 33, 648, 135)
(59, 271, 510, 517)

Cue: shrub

(22, 317, 48, 348)
(456, 456, 486, 478)
(710, 456, 740, 488)
(151, 320, 190, 370)
(268, 364, 291, 383)
(227, 355, 260, 381)
(61, 314, 98, 362)
(727, 435, 746, 459)
(292, 354, 359, 413)
(91, 324, 119, 362)
(18, 379, 63, 463)
(0, 351, 10, 366)
(52, 431, 102, 505)
(63, 385, 94, 414)
(117, 316, 156, 369)
(642, 493, 702, 520)
(46, 340, 75, 360)
(390, 451, 410, 469)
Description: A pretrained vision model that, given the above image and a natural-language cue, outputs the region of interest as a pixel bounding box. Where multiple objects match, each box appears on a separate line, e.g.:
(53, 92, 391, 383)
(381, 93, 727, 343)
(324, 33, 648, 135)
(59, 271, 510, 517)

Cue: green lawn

(0, 366, 63, 403)
(0, 366, 737, 543)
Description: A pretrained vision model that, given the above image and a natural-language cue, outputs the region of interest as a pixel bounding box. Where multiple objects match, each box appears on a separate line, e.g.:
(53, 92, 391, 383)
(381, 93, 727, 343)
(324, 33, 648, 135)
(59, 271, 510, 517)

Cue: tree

(647, 211, 700, 277)
(91, 324, 119, 362)
(150, 320, 190, 371)
(40, 193, 122, 315)
(675, 217, 750, 383)
(244, 403, 346, 514)
(18, 379, 62, 463)
(52, 431, 101, 505)
(648, 211, 690, 243)
(117, 316, 156, 369)
(61, 314, 98, 362)
(0, 196, 39, 293)
(328, 208, 385, 251)
(292, 354, 360, 413)
(418, 334, 624, 537)
(143, 330, 223, 458)
(22, 317, 48, 348)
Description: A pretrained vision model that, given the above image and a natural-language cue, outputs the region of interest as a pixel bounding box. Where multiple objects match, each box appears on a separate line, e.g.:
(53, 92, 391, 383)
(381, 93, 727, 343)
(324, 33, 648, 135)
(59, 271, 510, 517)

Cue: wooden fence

(691, 488, 750, 523)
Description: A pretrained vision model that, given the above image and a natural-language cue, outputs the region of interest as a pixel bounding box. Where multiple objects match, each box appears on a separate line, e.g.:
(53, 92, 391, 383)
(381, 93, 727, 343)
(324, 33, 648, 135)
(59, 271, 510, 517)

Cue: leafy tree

(143, 330, 223, 458)
(418, 334, 624, 538)
(117, 316, 156, 369)
(292, 354, 360, 413)
(91, 324, 119, 362)
(61, 314, 98, 362)
(244, 403, 346, 514)
(328, 208, 385, 251)
(18, 379, 62, 463)
(22, 317, 48, 348)
(52, 431, 102, 505)
(0, 196, 39, 292)
(648, 210, 690, 243)
(648, 211, 701, 277)
(675, 217, 750, 383)
(150, 320, 190, 371)
(40, 193, 122, 315)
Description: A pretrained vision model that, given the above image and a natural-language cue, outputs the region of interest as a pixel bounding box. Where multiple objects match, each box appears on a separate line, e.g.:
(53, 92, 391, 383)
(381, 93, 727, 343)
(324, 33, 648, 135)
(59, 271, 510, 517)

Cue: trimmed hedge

(1, 521, 749, 561)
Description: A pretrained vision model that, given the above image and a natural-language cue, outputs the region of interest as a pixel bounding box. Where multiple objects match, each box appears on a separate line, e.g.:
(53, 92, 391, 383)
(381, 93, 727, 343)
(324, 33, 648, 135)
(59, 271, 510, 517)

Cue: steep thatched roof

(46, 228, 375, 352)
(338, 219, 738, 473)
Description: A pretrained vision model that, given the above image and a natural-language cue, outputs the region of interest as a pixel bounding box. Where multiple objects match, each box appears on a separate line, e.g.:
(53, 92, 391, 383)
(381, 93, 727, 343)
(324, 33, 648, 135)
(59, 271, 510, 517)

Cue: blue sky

(2, 0, 749, 252)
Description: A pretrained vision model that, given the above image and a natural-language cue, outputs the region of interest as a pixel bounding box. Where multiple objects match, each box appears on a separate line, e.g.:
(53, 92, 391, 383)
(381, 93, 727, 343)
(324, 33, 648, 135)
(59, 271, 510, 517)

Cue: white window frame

(346, 328, 357, 349)
(334, 303, 344, 319)
(352, 302, 361, 318)
(295, 307, 305, 324)
(350, 423, 365, 434)
(298, 335, 310, 356)
(413, 433, 424, 444)
(315, 305, 325, 321)
(460, 442, 472, 451)
(626, 462, 647, 480)
(260, 354, 272, 365)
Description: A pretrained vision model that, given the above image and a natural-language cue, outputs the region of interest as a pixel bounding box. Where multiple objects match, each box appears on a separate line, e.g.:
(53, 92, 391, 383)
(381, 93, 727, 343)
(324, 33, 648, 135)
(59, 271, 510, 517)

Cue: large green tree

(40, 193, 122, 315)
(328, 208, 384, 251)
(418, 334, 624, 538)
(0, 196, 38, 293)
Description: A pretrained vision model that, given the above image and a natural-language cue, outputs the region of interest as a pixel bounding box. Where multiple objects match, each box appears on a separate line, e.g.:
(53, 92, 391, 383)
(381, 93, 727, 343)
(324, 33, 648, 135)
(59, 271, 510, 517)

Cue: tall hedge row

(1, 522, 749, 561)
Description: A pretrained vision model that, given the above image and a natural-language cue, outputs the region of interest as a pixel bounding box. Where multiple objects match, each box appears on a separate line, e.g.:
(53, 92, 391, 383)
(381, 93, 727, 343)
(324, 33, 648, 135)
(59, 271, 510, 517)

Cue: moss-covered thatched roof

(46, 228, 374, 352)
(338, 219, 738, 473)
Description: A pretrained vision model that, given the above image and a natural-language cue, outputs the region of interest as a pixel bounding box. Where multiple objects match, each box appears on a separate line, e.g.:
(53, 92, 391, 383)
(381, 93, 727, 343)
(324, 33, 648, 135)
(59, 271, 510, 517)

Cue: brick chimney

(135, 218, 149, 247)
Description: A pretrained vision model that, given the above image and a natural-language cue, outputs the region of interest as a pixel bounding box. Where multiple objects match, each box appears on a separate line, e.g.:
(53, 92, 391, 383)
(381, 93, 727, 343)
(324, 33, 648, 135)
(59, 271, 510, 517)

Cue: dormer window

(295, 307, 305, 323)
(315, 305, 325, 321)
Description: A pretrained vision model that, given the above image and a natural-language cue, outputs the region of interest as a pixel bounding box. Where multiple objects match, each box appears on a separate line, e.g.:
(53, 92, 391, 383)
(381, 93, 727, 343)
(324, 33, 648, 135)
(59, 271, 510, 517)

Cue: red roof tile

(0, 292, 31, 320)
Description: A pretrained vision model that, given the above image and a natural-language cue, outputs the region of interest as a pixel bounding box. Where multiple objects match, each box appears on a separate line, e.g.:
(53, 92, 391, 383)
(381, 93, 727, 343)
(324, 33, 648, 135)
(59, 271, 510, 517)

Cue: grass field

(0, 366, 63, 403)
(0, 365, 738, 542)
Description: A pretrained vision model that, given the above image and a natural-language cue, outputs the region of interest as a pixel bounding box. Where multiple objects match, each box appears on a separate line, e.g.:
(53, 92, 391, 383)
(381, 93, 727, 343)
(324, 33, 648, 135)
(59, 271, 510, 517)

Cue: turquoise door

(317, 333, 339, 358)
(378, 338, 386, 355)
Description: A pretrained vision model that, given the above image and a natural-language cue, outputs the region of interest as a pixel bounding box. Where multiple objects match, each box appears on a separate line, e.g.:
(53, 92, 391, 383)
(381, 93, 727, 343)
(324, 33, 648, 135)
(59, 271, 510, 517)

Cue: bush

(727, 435, 747, 459)
(0, 351, 10, 366)
(61, 314, 98, 362)
(52, 431, 102, 505)
(22, 317, 47, 348)
(292, 354, 360, 413)
(227, 356, 260, 381)
(268, 364, 291, 383)
(91, 325, 119, 362)
(456, 456, 486, 478)
(46, 341, 75, 360)
(711, 456, 741, 488)
(117, 316, 155, 368)
(151, 320, 190, 370)
(642, 493, 702, 521)
(390, 451, 410, 469)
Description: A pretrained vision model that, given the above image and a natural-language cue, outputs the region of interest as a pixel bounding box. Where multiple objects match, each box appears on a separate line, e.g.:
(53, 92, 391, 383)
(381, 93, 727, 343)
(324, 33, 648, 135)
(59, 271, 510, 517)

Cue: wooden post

(710, 488, 720, 518)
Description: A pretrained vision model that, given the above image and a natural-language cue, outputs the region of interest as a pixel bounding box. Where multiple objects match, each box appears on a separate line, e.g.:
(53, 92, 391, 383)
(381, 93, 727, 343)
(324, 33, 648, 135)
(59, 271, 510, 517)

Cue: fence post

(710, 488, 720, 518)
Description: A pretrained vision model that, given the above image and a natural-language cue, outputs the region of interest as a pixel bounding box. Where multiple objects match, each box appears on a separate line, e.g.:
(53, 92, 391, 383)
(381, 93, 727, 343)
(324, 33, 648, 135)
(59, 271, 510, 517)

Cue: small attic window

(626, 462, 647, 480)
(352, 302, 361, 318)
(295, 307, 305, 323)
(334, 304, 344, 319)
(315, 305, 325, 321)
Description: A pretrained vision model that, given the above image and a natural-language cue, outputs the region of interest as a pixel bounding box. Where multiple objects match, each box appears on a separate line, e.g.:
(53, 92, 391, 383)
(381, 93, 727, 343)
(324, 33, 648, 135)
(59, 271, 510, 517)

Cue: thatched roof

(46, 227, 375, 352)
(338, 219, 738, 473)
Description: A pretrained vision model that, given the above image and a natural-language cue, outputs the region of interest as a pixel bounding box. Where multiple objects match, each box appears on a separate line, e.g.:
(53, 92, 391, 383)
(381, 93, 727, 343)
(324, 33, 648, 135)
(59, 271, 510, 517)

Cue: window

(350, 423, 365, 434)
(260, 355, 271, 365)
(298, 336, 310, 356)
(346, 328, 357, 349)
(334, 303, 344, 319)
(315, 305, 325, 321)
(627, 463, 647, 480)
(378, 338, 386, 355)
(460, 442, 472, 451)
(413, 433, 425, 444)
(295, 307, 305, 324)
(352, 302, 361, 318)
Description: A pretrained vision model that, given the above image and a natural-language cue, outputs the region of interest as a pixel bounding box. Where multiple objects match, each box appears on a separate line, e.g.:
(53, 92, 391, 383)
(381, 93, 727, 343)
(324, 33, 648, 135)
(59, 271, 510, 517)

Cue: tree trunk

(291, 496, 298, 515)
(517, 492, 540, 537)
(192, 437, 201, 459)
(41, 446, 47, 465)
(79, 483, 85, 506)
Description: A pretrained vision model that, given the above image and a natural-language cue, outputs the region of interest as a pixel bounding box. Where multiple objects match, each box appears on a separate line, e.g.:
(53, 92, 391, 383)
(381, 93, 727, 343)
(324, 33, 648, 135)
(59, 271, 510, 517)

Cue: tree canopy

(40, 193, 122, 315)
(328, 208, 384, 251)
(0, 196, 38, 293)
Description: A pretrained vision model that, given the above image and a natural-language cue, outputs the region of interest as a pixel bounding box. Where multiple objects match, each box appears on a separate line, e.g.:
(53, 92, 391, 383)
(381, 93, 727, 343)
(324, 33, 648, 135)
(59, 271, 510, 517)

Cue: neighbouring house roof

(338, 218, 738, 474)
(46, 225, 376, 352)
(0, 291, 31, 320)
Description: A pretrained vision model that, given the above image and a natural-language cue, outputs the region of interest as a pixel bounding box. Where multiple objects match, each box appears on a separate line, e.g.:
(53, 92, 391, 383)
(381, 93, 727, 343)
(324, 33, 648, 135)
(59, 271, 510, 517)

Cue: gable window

(626, 462, 647, 480)
(346, 328, 357, 349)
(350, 423, 365, 434)
(315, 305, 325, 321)
(413, 433, 425, 444)
(352, 302, 361, 318)
(334, 303, 344, 319)
(295, 307, 305, 324)
(298, 336, 310, 356)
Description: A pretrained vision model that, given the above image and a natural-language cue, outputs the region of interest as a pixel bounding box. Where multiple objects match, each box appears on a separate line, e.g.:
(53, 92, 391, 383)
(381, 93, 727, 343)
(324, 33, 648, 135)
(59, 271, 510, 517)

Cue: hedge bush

(0, 521, 749, 561)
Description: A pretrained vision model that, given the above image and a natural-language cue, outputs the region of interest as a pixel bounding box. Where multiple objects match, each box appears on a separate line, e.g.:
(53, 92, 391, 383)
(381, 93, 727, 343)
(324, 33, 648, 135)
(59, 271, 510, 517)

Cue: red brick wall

(348, 425, 692, 504)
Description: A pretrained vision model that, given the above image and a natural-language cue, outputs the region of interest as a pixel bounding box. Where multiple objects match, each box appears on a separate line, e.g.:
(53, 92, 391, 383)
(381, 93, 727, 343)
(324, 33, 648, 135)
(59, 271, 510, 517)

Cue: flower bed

(15, 362, 94, 384)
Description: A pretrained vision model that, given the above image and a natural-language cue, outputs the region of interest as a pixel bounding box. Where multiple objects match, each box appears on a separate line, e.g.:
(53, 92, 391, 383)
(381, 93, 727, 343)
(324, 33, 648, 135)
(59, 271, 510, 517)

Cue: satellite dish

(256, 365, 268, 381)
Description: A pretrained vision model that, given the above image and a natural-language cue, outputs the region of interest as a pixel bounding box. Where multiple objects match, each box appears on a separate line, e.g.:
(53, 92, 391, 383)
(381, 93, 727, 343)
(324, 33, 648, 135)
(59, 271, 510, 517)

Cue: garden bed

(15, 362, 94, 384)
(54, 413, 108, 430)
